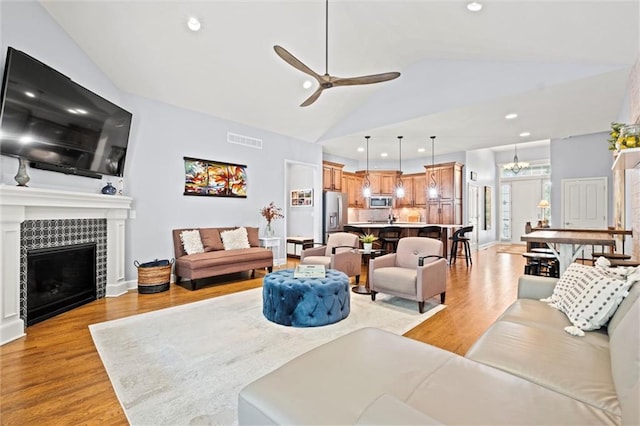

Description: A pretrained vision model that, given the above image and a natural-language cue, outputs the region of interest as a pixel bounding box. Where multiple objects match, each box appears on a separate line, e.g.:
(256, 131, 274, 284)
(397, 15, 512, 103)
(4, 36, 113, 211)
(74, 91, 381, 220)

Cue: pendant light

(428, 136, 438, 198)
(362, 136, 371, 198)
(503, 144, 529, 174)
(395, 136, 404, 198)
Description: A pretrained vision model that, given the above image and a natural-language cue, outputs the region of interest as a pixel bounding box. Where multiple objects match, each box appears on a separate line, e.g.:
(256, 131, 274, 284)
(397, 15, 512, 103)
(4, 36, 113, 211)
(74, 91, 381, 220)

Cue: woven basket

(135, 259, 173, 294)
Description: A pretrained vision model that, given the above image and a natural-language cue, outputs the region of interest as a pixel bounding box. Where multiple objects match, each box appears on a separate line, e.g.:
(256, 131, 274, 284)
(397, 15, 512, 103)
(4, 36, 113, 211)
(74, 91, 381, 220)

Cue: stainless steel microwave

(369, 196, 393, 208)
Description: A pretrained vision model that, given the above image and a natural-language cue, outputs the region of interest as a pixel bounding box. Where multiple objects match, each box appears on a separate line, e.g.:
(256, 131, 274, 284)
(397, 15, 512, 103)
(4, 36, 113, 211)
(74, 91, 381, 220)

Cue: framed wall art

(484, 185, 492, 230)
(290, 188, 313, 207)
(183, 156, 247, 198)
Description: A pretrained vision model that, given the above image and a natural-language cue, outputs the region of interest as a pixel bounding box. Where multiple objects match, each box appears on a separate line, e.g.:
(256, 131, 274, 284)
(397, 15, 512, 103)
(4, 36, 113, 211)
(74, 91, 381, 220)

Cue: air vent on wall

(227, 132, 263, 149)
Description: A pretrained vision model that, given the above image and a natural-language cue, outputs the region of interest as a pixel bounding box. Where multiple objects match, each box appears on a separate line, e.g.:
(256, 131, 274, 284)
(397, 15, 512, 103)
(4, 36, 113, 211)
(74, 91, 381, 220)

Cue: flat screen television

(0, 47, 132, 178)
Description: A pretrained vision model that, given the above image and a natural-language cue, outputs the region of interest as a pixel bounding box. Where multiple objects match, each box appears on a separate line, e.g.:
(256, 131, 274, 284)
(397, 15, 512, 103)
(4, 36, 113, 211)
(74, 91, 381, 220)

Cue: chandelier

(503, 144, 529, 174)
(362, 136, 371, 198)
(395, 136, 404, 198)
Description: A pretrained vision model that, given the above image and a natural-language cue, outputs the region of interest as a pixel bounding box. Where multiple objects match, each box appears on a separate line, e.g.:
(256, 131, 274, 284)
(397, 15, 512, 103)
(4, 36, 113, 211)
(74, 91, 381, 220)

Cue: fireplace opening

(27, 242, 97, 326)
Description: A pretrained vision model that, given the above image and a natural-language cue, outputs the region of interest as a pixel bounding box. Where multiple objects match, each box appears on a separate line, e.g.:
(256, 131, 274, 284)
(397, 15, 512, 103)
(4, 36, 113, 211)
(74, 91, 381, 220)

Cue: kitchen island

(346, 222, 463, 257)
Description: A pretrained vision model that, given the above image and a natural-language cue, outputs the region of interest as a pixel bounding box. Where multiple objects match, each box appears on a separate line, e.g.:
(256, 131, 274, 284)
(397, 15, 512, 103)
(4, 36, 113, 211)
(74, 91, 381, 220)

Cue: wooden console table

(521, 230, 615, 275)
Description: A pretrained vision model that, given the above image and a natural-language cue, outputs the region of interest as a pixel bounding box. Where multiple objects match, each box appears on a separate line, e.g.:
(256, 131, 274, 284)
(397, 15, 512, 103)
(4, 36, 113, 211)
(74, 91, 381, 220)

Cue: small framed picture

(290, 189, 313, 207)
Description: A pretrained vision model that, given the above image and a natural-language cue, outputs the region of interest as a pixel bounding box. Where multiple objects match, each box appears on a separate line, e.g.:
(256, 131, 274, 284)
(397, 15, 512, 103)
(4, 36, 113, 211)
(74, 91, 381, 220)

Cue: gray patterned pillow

(542, 263, 638, 336)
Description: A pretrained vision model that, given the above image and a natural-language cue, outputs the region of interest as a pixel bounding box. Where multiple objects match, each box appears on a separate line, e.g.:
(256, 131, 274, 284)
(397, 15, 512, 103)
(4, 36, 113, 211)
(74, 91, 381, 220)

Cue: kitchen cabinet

(323, 161, 343, 191)
(424, 162, 464, 224)
(396, 173, 427, 207)
(343, 172, 365, 207)
(356, 170, 401, 195)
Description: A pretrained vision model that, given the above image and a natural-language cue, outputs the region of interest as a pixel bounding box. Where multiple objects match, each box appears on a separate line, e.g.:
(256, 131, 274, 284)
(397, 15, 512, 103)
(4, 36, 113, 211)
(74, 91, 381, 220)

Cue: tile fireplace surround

(0, 184, 132, 345)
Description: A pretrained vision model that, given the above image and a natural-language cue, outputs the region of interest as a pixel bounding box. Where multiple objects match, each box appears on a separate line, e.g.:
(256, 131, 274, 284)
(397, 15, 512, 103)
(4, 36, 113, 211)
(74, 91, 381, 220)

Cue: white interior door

(467, 183, 479, 250)
(510, 179, 543, 244)
(562, 177, 607, 229)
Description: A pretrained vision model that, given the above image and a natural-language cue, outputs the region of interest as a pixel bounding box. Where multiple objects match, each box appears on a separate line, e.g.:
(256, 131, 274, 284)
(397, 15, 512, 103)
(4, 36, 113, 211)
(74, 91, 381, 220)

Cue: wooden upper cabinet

(355, 170, 400, 195)
(344, 172, 365, 208)
(396, 173, 427, 207)
(424, 162, 464, 224)
(323, 161, 344, 191)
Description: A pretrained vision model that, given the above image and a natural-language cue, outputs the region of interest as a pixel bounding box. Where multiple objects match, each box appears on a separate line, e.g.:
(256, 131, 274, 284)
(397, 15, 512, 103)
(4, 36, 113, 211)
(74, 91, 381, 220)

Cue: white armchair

(369, 237, 447, 313)
(300, 232, 362, 284)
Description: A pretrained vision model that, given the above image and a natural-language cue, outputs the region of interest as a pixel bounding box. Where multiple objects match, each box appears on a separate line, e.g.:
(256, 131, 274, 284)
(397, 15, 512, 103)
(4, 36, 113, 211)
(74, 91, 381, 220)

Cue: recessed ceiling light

(505, 113, 518, 120)
(25, 91, 35, 98)
(520, 132, 531, 137)
(467, 2, 483, 12)
(187, 17, 201, 32)
(302, 80, 313, 89)
(357, 147, 365, 152)
(381, 152, 388, 157)
(418, 148, 425, 153)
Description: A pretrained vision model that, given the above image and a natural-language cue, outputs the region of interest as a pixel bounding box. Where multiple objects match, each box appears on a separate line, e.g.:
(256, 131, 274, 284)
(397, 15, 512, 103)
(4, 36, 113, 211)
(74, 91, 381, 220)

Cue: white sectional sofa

(238, 273, 639, 425)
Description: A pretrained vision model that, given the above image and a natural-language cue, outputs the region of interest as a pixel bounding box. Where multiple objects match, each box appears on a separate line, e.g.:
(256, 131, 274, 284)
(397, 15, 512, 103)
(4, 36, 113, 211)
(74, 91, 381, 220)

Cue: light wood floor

(1, 244, 524, 425)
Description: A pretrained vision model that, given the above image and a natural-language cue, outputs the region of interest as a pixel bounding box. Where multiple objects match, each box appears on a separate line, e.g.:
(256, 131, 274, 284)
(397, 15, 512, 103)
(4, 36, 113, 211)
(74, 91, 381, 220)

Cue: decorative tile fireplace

(0, 184, 132, 344)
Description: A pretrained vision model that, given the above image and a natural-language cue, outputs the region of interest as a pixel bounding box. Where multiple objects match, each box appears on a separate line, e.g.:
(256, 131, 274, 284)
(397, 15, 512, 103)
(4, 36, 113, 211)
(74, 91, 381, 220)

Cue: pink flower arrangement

(260, 202, 284, 224)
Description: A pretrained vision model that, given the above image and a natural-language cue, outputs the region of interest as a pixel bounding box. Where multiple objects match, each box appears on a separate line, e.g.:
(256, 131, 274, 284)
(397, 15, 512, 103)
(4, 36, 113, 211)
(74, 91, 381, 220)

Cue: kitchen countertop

(347, 222, 463, 228)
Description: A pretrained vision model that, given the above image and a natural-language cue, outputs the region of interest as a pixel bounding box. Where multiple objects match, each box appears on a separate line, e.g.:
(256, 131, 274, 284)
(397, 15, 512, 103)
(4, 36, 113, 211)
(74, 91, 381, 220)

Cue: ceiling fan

(274, 0, 401, 107)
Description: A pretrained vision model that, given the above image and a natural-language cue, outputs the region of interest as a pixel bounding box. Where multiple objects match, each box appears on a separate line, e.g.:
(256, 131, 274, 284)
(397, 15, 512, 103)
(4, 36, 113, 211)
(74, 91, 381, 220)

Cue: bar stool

(449, 226, 473, 266)
(377, 226, 402, 253)
(417, 226, 442, 240)
(522, 252, 559, 278)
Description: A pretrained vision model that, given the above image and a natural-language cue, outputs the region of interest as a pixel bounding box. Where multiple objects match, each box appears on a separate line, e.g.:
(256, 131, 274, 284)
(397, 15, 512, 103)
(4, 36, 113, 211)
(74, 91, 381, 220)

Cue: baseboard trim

(106, 280, 137, 297)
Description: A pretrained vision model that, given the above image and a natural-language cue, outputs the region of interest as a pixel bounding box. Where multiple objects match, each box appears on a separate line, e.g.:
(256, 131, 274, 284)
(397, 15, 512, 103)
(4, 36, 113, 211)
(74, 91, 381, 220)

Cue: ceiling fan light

(187, 17, 201, 32)
(467, 2, 483, 12)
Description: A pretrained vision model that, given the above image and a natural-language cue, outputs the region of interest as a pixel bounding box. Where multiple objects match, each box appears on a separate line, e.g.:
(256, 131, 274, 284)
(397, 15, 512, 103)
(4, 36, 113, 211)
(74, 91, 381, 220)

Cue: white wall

(465, 149, 498, 246)
(550, 131, 613, 225)
(1, 1, 322, 282)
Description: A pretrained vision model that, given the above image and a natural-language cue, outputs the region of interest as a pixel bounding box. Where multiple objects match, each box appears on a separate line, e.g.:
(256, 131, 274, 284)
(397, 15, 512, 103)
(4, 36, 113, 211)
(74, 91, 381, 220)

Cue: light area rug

(89, 287, 445, 426)
(496, 244, 527, 255)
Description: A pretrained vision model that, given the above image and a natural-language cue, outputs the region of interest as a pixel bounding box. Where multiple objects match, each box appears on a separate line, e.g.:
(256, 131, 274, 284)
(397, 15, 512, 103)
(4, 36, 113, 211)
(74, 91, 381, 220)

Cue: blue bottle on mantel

(101, 182, 117, 195)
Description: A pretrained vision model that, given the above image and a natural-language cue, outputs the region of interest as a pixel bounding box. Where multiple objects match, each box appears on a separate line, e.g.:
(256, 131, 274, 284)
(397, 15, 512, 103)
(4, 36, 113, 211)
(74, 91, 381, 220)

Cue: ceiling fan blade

(274, 45, 321, 81)
(333, 72, 401, 87)
(300, 87, 324, 107)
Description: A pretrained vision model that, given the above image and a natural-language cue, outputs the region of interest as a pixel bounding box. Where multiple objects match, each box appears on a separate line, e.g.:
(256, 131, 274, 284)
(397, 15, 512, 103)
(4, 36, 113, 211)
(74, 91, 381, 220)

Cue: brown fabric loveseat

(172, 227, 273, 290)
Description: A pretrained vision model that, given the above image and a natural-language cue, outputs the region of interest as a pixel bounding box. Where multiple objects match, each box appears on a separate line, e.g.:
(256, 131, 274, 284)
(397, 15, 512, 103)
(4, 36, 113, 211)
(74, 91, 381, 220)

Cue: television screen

(0, 47, 132, 178)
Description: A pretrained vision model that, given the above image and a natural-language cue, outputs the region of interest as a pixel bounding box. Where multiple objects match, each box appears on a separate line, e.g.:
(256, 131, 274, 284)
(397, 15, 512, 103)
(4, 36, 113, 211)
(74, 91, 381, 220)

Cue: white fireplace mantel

(0, 184, 133, 345)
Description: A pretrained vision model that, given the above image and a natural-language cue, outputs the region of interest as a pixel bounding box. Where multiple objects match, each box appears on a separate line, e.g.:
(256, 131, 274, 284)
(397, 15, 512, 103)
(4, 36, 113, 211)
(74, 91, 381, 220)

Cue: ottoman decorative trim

(262, 269, 350, 327)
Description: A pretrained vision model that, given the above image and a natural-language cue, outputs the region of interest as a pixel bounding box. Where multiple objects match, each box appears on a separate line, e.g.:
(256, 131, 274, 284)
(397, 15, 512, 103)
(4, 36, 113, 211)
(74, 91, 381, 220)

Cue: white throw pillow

(221, 227, 250, 250)
(541, 262, 592, 309)
(180, 229, 204, 255)
(542, 262, 638, 336)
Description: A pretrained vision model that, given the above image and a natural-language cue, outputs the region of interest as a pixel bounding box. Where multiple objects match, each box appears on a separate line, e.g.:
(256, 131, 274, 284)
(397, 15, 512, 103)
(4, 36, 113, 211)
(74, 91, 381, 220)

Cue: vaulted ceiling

(40, 0, 639, 161)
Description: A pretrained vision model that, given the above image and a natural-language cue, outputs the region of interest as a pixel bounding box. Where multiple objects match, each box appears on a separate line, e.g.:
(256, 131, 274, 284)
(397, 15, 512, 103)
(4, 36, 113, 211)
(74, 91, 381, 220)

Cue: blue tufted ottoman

(262, 269, 350, 327)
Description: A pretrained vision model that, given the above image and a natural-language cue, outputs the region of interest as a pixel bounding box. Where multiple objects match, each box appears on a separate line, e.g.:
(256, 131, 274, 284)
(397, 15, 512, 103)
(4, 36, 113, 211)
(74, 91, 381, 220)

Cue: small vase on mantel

(14, 157, 30, 187)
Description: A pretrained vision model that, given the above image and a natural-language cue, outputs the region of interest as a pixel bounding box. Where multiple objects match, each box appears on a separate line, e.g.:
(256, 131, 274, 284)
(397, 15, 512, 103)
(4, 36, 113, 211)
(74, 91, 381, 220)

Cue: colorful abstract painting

(183, 157, 247, 198)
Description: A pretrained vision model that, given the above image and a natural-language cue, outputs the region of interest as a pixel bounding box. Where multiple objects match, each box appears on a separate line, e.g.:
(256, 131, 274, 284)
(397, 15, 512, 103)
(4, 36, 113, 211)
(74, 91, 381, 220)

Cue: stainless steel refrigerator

(323, 191, 348, 243)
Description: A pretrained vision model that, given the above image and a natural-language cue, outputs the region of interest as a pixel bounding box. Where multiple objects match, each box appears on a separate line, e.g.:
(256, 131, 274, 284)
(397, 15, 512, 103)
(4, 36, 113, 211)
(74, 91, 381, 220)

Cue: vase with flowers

(260, 202, 284, 237)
